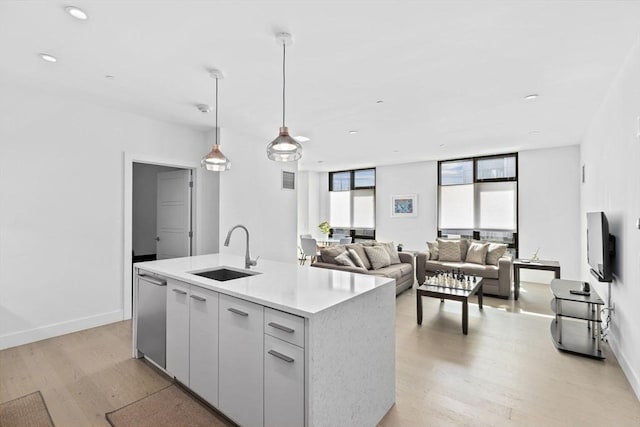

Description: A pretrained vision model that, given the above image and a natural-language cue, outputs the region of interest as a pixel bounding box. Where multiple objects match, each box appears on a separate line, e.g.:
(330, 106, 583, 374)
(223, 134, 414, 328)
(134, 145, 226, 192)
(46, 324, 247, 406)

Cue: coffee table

(416, 277, 483, 335)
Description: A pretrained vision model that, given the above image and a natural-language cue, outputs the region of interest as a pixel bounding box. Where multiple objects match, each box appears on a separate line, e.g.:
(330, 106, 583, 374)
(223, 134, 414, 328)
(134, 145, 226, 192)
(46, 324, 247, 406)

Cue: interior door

(156, 169, 192, 260)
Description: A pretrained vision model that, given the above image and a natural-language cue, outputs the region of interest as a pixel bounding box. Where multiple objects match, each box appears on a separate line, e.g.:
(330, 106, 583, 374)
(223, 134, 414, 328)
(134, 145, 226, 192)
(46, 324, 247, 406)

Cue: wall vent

(282, 171, 295, 190)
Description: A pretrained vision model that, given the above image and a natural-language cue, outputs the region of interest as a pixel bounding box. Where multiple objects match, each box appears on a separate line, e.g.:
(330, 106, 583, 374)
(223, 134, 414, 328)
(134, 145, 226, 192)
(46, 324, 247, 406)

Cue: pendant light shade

(202, 70, 230, 172)
(267, 32, 302, 162)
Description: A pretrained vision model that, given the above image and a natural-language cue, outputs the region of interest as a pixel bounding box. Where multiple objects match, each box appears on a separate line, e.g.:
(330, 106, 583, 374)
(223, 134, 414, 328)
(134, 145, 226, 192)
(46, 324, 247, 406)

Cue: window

(438, 154, 518, 254)
(329, 168, 376, 237)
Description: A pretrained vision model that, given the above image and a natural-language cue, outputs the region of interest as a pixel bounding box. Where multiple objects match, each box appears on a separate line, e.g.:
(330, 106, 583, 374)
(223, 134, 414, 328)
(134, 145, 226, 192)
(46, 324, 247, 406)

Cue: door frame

(123, 152, 199, 320)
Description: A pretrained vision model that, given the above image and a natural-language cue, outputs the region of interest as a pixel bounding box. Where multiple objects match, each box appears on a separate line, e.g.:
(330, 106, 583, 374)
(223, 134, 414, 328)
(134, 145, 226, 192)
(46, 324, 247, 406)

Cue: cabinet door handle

(138, 275, 166, 287)
(227, 307, 248, 317)
(268, 349, 294, 363)
(190, 295, 206, 302)
(172, 288, 187, 295)
(268, 322, 294, 333)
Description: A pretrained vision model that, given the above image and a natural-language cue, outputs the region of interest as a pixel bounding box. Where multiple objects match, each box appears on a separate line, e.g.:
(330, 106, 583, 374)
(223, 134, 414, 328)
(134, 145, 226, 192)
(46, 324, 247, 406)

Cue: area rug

(0, 391, 55, 427)
(106, 384, 231, 427)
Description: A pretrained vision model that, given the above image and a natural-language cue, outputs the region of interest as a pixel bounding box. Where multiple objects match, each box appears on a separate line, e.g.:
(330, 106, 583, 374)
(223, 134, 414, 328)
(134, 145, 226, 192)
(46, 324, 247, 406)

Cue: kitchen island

(133, 253, 396, 427)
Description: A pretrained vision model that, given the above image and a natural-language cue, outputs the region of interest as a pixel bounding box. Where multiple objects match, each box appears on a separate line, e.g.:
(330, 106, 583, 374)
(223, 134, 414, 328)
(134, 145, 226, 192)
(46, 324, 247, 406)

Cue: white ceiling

(2, 0, 639, 171)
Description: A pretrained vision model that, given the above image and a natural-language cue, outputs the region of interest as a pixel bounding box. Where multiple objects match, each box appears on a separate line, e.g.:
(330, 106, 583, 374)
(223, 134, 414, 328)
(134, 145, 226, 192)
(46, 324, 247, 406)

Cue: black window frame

(437, 153, 519, 256)
(328, 168, 376, 240)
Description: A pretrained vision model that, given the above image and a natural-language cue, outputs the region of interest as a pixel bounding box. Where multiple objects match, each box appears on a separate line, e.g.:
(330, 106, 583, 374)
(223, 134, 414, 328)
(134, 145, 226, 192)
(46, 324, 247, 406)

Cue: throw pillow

(486, 243, 508, 265)
(346, 244, 371, 269)
(334, 251, 357, 267)
(466, 242, 489, 265)
(319, 246, 347, 265)
(364, 245, 391, 270)
(438, 239, 462, 262)
(437, 238, 468, 261)
(347, 248, 367, 269)
(426, 241, 439, 260)
(378, 242, 401, 265)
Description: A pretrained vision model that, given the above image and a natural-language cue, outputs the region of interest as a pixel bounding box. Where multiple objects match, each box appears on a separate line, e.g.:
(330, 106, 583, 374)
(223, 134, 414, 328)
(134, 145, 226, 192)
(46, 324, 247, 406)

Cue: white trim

(123, 152, 200, 320)
(609, 333, 640, 401)
(0, 310, 123, 350)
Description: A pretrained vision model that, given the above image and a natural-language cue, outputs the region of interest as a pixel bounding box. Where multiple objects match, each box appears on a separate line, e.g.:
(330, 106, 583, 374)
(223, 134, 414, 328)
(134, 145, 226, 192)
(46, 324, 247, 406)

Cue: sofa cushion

(378, 242, 401, 265)
(427, 241, 439, 260)
(437, 240, 462, 262)
(466, 242, 489, 265)
(364, 245, 391, 270)
(347, 247, 367, 269)
(367, 263, 413, 281)
(437, 238, 469, 261)
(319, 246, 347, 264)
(424, 260, 499, 279)
(346, 244, 371, 270)
(486, 243, 508, 266)
(335, 251, 356, 267)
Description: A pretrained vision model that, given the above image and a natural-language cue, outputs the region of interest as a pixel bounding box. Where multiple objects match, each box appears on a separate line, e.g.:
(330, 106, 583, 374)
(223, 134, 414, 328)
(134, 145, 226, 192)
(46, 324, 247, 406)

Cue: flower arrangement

(318, 221, 331, 235)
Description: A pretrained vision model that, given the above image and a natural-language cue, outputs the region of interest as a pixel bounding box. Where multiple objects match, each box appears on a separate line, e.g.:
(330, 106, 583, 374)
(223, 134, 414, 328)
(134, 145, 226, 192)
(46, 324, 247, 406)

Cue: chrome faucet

(224, 224, 258, 269)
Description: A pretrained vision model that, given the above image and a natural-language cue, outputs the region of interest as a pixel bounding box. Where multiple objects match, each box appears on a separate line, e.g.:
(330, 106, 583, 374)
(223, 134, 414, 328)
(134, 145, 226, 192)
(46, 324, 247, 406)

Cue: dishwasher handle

(138, 274, 166, 287)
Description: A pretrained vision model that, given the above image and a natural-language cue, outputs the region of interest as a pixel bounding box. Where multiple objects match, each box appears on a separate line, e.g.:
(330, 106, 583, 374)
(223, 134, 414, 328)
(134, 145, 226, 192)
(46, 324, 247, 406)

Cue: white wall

(580, 37, 640, 399)
(218, 128, 297, 263)
(0, 83, 218, 349)
(297, 170, 323, 240)
(519, 146, 581, 282)
(375, 161, 438, 250)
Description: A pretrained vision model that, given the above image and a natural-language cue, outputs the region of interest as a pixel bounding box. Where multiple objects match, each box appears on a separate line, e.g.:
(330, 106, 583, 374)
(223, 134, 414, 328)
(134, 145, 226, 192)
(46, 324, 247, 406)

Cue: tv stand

(550, 278, 605, 359)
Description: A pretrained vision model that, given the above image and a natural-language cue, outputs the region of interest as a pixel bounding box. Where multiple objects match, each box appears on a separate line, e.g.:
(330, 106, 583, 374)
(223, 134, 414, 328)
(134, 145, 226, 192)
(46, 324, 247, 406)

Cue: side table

(513, 259, 561, 300)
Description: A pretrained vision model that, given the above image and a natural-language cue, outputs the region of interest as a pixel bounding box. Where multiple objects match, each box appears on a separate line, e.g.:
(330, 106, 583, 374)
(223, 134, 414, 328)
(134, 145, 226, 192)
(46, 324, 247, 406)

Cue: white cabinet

(166, 279, 219, 406)
(188, 286, 219, 406)
(264, 335, 305, 427)
(166, 279, 189, 384)
(219, 294, 264, 427)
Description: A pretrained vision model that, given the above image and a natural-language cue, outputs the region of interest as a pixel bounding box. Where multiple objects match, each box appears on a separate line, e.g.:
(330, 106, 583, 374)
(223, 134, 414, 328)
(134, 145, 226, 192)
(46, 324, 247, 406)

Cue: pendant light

(267, 32, 302, 162)
(201, 69, 230, 171)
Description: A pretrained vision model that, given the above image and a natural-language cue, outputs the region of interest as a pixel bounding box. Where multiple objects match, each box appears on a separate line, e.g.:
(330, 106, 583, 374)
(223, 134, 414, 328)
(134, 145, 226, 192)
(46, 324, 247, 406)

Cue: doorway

(132, 163, 193, 263)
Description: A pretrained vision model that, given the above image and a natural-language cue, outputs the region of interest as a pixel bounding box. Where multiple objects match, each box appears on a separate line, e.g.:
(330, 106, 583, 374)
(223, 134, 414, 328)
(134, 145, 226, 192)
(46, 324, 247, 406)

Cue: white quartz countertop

(134, 254, 394, 318)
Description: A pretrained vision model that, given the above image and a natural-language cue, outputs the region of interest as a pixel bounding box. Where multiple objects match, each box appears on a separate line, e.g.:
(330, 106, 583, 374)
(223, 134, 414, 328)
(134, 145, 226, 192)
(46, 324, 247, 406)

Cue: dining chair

(300, 237, 320, 265)
(300, 234, 312, 239)
(339, 237, 352, 244)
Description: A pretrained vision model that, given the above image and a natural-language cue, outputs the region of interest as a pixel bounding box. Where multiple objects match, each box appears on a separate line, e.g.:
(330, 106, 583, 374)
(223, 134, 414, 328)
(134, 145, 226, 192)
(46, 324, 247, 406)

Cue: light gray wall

(580, 37, 640, 399)
(0, 82, 217, 349)
(519, 145, 581, 281)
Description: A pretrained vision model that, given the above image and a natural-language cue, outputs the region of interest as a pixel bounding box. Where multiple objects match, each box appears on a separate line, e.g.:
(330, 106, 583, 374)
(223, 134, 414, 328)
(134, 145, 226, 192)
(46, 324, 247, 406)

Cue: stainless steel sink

(192, 267, 260, 282)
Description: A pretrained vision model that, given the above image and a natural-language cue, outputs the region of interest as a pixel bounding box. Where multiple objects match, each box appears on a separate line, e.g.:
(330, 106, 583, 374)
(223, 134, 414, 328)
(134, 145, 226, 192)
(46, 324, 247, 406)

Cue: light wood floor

(1, 282, 639, 426)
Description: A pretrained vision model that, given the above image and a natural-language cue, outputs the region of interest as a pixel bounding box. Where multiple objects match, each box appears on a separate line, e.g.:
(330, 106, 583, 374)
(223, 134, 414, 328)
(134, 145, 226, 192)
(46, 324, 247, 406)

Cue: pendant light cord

(215, 77, 219, 145)
(282, 41, 286, 128)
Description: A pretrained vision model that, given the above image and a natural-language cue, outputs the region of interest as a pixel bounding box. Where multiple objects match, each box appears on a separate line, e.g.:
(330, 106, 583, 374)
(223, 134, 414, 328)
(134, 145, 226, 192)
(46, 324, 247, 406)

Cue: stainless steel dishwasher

(136, 272, 167, 368)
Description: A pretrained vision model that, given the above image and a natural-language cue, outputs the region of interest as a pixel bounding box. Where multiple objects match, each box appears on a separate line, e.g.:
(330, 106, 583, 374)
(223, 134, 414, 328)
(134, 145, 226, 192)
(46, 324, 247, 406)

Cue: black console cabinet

(550, 279, 605, 359)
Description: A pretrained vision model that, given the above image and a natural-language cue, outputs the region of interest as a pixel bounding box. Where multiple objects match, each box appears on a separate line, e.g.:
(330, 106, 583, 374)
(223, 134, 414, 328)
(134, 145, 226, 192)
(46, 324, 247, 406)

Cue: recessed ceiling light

(376, 100, 384, 104)
(295, 136, 310, 142)
(529, 130, 541, 135)
(317, 160, 324, 164)
(524, 94, 539, 100)
(196, 104, 212, 113)
(39, 53, 57, 63)
(65, 6, 88, 20)
(439, 144, 445, 147)
(348, 130, 358, 135)
(392, 150, 400, 153)
(105, 75, 115, 79)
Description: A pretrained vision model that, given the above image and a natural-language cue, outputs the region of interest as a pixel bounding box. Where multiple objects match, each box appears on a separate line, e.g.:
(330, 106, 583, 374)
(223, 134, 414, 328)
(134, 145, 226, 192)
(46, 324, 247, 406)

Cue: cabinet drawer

(264, 307, 305, 348)
(264, 335, 305, 427)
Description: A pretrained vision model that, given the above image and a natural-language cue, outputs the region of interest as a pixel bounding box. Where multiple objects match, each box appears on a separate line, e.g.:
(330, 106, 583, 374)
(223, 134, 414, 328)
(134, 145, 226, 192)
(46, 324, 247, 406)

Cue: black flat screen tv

(587, 211, 615, 282)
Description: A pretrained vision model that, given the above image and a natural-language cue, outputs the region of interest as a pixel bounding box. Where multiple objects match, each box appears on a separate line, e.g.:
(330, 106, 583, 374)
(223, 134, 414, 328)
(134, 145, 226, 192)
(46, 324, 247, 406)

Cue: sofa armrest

(415, 251, 430, 285)
(398, 251, 415, 268)
(311, 262, 368, 274)
(497, 255, 513, 298)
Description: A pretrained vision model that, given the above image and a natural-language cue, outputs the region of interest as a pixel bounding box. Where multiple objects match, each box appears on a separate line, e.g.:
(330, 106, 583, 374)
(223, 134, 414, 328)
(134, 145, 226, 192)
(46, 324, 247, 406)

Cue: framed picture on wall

(391, 194, 418, 217)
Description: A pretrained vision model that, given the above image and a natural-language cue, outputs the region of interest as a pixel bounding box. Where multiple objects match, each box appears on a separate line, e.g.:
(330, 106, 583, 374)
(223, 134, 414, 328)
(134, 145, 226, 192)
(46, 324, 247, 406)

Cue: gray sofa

(416, 240, 513, 299)
(311, 243, 414, 295)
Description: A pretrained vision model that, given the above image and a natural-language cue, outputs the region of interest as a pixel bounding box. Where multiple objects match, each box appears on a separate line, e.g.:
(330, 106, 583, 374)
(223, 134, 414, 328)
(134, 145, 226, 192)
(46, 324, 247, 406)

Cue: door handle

(190, 295, 206, 302)
(268, 322, 295, 333)
(138, 275, 166, 287)
(172, 288, 187, 295)
(268, 349, 294, 363)
(227, 307, 248, 317)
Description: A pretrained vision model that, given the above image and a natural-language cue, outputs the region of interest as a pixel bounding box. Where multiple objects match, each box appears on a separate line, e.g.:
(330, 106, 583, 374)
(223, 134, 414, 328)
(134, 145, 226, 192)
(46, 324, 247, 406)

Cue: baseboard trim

(0, 310, 124, 350)
(609, 334, 640, 401)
